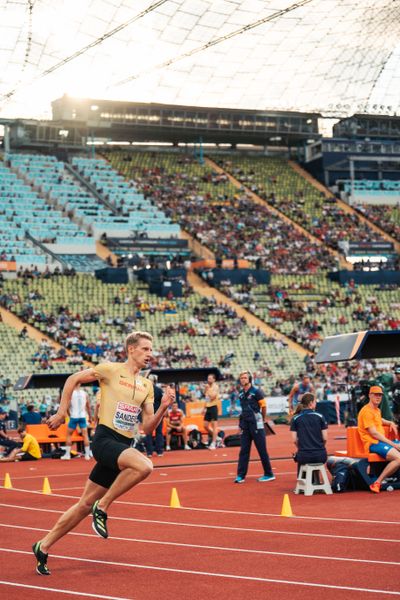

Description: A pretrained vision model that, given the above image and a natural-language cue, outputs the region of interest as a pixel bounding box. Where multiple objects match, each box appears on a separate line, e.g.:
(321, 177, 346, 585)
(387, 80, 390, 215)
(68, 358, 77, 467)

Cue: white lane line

(2, 522, 400, 567)
(50, 475, 235, 491)
(0, 459, 251, 481)
(1, 503, 399, 543)
(1, 489, 400, 527)
(0, 581, 133, 600)
(2, 549, 400, 596)
(1, 472, 89, 481)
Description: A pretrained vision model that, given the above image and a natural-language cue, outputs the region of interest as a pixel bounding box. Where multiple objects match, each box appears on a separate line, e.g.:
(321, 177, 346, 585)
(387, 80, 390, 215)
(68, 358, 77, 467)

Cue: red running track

(1, 425, 400, 599)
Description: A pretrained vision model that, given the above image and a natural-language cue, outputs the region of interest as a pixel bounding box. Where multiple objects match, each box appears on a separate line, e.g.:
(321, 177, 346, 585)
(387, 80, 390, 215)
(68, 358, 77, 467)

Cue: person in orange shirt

(357, 385, 400, 493)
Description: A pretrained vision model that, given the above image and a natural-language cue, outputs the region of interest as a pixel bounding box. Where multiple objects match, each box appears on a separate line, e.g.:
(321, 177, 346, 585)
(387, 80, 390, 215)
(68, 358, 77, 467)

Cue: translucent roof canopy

(1, 0, 399, 120)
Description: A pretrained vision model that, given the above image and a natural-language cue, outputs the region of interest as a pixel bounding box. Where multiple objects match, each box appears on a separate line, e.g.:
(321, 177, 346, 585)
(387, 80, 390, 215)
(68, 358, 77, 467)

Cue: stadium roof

(1, 0, 400, 121)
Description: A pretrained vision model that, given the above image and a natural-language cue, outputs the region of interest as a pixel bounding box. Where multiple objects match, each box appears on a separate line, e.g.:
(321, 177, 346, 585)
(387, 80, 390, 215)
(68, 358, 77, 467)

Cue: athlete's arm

(141, 385, 175, 435)
(207, 384, 218, 401)
(367, 425, 400, 450)
(47, 369, 98, 430)
(382, 418, 398, 436)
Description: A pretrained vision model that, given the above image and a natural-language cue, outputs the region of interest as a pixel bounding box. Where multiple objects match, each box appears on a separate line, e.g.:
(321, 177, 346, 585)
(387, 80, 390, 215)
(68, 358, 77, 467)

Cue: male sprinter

(358, 385, 400, 493)
(32, 331, 175, 575)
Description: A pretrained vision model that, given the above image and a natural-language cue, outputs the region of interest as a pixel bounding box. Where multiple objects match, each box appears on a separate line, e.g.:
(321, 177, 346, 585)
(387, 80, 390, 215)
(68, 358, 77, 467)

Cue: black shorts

(204, 406, 218, 422)
(19, 452, 38, 462)
(89, 424, 132, 489)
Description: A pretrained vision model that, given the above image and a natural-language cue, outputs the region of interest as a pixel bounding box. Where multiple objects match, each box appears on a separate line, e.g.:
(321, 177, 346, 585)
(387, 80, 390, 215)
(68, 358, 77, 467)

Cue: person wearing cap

(357, 385, 400, 493)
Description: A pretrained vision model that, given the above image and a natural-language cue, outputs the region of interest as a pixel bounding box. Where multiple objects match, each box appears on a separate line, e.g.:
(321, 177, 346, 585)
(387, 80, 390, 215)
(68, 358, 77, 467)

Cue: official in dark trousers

(144, 374, 164, 457)
(235, 371, 275, 483)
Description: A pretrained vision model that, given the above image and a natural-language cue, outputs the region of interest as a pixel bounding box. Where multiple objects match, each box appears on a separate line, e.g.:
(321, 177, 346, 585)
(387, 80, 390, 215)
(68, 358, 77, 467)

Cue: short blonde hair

(125, 331, 153, 352)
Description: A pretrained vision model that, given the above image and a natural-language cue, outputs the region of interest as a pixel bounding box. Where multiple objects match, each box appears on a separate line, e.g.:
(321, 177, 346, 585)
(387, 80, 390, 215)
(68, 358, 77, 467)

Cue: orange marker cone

(4, 473, 12, 489)
(281, 493, 293, 517)
(170, 487, 181, 508)
(42, 477, 52, 495)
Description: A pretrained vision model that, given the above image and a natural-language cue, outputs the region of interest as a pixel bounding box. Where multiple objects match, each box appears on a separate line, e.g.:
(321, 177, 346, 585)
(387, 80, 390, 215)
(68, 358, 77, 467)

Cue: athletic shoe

(166, 445, 171, 451)
(258, 475, 276, 483)
(92, 500, 108, 538)
(184, 444, 192, 450)
(234, 476, 245, 483)
(208, 442, 216, 450)
(157, 453, 164, 457)
(370, 481, 381, 493)
(60, 454, 71, 460)
(32, 541, 50, 575)
(84, 455, 91, 461)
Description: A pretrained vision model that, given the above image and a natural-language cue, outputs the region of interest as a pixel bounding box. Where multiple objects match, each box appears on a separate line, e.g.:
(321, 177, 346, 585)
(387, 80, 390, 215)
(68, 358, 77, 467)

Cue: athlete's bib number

(113, 401, 141, 432)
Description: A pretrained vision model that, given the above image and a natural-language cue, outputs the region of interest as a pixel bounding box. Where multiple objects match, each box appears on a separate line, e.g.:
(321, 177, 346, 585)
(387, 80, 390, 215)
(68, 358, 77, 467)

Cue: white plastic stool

(294, 463, 332, 496)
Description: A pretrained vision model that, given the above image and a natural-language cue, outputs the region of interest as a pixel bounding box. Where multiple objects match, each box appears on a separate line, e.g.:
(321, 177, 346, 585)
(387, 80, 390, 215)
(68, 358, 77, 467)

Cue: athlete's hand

(46, 412, 66, 430)
(161, 385, 175, 408)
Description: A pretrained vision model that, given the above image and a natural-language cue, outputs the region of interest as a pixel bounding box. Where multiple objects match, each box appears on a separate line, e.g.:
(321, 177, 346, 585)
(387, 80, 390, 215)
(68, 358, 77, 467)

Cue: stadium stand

(0, 162, 50, 267)
(71, 157, 180, 239)
(209, 154, 389, 255)
(216, 274, 400, 352)
(0, 320, 70, 409)
(339, 180, 400, 242)
(0, 273, 305, 390)
(8, 154, 89, 246)
(104, 150, 338, 272)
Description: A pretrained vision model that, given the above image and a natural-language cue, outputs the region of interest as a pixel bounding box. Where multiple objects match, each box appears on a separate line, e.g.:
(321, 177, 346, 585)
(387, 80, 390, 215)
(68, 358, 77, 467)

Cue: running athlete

(32, 331, 175, 575)
(61, 383, 92, 460)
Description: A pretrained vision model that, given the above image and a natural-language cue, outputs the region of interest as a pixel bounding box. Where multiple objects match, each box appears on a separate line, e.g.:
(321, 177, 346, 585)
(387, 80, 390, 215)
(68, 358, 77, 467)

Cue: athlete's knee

(76, 497, 94, 515)
(139, 459, 153, 478)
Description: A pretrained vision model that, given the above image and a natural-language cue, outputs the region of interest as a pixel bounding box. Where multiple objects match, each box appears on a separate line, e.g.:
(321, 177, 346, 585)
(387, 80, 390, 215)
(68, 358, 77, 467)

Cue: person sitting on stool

(290, 393, 328, 480)
(357, 385, 400, 493)
(165, 402, 191, 451)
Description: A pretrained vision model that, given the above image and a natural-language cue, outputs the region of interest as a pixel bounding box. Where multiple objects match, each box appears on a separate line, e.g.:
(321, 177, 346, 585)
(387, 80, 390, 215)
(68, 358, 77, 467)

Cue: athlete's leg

(96, 448, 153, 513)
(0, 447, 20, 462)
(203, 419, 212, 436)
(374, 447, 400, 485)
(210, 420, 218, 445)
(80, 427, 91, 459)
(39, 479, 107, 553)
(61, 427, 74, 460)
